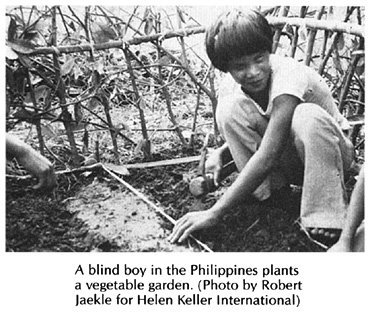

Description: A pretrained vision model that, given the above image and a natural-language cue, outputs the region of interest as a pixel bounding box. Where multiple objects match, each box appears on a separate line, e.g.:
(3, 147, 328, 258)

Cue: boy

(169, 9, 353, 245)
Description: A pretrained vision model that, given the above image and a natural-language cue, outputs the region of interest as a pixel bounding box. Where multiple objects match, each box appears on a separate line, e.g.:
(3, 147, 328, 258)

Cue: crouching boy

(169, 9, 353, 244)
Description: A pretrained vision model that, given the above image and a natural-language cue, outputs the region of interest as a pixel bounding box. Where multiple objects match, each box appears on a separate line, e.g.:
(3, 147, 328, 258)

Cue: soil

(6, 149, 327, 252)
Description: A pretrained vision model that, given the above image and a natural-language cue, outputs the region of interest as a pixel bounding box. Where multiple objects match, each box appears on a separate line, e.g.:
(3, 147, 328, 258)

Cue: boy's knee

(218, 98, 259, 130)
(292, 103, 330, 138)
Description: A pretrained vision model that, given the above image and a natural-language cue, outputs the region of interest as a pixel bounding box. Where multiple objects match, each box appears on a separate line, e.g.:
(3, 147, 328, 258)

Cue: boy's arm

(206, 94, 298, 215)
(169, 94, 299, 243)
(6, 134, 57, 190)
(205, 142, 231, 186)
(329, 167, 364, 252)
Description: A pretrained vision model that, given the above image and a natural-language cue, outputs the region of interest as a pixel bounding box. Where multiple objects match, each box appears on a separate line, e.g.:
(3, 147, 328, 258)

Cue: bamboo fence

(6, 6, 365, 165)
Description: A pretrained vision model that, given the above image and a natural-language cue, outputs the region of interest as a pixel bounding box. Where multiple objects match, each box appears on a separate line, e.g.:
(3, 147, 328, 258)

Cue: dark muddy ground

(6, 146, 331, 252)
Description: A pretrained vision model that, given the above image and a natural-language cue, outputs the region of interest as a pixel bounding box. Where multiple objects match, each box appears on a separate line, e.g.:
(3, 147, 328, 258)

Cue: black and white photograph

(1, 3, 368, 316)
(4, 5, 365, 253)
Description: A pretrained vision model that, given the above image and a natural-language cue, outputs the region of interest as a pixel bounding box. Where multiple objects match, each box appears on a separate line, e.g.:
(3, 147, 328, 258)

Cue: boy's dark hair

(205, 9, 273, 72)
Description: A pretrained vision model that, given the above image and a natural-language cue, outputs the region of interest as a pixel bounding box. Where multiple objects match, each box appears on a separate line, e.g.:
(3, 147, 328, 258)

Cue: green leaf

(7, 40, 35, 54)
(61, 57, 75, 76)
(299, 27, 307, 41)
(69, 21, 76, 32)
(41, 123, 57, 138)
(92, 23, 117, 44)
(17, 54, 33, 68)
(144, 18, 154, 35)
(336, 33, 345, 51)
(157, 55, 171, 66)
(87, 97, 101, 111)
(7, 16, 17, 42)
(24, 85, 50, 105)
(6, 46, 18, 60)
(104, 163, 130, 176)
(178, 9, 186, 23)
(138, 97, 146, 110)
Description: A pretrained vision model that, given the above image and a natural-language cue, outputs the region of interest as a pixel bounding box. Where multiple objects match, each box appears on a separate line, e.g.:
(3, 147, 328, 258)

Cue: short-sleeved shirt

(217, 54, 350, 131)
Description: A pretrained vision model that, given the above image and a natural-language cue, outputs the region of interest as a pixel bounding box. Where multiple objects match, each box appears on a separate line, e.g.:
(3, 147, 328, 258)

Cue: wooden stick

(124, 155, 201, 169)
(101, 164, 213, 252)
(271, 6, 290, 54)
(304, 6, 325, 66)
(267, 16, 364, 37)
(23, 17, 364, 57)
(6, 156, 202, 181)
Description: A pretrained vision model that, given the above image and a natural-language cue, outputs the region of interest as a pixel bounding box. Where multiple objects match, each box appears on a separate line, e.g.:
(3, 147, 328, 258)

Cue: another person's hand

(205, 149, 224, 187)
(6, 134, 57, 190)
(168, 209, 219, 244)
(18, 149, 57, 190)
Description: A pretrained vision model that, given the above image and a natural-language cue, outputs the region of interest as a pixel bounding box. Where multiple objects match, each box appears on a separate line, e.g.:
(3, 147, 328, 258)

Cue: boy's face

(227, 51, 271, 95)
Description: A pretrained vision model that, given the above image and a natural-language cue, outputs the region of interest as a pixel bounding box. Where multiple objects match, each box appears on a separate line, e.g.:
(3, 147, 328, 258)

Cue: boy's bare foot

(306, 228, 341, 246)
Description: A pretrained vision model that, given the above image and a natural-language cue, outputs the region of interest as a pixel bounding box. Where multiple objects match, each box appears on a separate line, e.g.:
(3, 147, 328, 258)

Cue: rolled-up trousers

(217, 102, 354, 229)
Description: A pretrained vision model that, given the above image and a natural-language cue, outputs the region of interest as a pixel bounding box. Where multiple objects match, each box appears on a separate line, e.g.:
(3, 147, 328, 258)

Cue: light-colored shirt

(217, 54, 350, 131)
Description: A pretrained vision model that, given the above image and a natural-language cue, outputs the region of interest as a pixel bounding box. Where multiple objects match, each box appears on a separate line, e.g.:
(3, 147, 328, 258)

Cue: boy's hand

(205, 149, 224, 187)
(168, 209, 219, 244)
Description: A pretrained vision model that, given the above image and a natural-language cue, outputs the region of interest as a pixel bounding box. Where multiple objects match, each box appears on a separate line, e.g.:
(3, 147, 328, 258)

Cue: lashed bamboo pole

(189, 65, 213, 147)
(304, 6, 326, 66)
(289, 6, 308, 58)
(24, 18, 364, 57)
(50, 6, 80, 166)
(267, 16, 363, 36)
(338, 46, 364, 113)
(153, 16, 187, 146)
(101, 94, 120, 162)
(318, 6, 357, 75)
(25, 70, 45, 156)
(208, 66, 219, 141)
(176, 7, 190, 69)
(84, 6, 95, 61)
(123, 48, 151, 159)
(320, 31, 329, 61)
(190, 87, 202, 147)
(271, 6, 290, 54)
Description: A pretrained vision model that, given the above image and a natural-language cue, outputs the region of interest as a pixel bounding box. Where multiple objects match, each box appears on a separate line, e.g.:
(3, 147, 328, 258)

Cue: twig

(57, 6, 71, 38)
(44, 142, 67, 168)
(101, 164, 213, 252)
(6, 162, 103, 180)
(245, 218, 260, 235)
